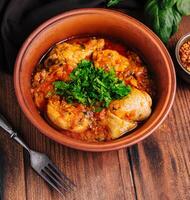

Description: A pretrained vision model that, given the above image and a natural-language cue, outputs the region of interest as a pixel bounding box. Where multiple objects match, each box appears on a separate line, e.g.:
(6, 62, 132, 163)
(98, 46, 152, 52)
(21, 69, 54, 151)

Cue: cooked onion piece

(106, 110, 137, 139)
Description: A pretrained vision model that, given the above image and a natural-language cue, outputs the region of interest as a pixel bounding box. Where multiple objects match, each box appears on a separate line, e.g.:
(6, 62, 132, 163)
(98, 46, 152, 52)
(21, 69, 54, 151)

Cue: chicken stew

(31, 37, 154, 142)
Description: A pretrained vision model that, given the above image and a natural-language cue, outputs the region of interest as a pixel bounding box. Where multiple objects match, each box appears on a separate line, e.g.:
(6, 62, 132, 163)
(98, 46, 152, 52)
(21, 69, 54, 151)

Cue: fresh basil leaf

(176, 0, 190, 16)
(172, 8, 182, 34)
(158, 8, 174, 43)
(145, 0, 189, 43)
(145, 0, 158, 13)
(145, 0, 160, 32)
(161, 0, 177, 8)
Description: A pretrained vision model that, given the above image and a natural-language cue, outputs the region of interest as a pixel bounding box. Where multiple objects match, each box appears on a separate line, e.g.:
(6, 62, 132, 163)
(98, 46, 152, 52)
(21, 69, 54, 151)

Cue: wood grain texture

(0, 13, 190, 200)
(0, 72, 26, 200)
(22, 129, 136, 200)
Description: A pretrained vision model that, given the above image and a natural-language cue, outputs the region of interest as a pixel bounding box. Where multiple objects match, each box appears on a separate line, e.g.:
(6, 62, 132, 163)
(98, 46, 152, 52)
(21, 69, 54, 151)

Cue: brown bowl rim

(14, 8, 176, 152)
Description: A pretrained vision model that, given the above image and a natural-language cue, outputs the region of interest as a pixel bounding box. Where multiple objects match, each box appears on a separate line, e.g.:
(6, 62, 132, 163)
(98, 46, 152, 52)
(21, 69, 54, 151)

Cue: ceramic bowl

(14, 9, 176, 151)
(175, 32, 190, 83)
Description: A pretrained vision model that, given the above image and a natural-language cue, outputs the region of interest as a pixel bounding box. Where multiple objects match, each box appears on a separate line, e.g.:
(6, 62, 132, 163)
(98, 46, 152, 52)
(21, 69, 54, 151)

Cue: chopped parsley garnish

(53, 60, 131, 107)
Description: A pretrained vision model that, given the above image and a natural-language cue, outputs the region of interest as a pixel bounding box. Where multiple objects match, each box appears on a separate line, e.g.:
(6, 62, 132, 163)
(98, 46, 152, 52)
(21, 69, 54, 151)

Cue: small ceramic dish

(175, 32, 190, 83)
(14, 8, 176, 151)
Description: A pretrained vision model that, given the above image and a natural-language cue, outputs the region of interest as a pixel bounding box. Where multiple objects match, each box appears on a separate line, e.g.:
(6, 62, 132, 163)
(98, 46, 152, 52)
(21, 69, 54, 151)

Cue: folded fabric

(0, 0, 143, 73)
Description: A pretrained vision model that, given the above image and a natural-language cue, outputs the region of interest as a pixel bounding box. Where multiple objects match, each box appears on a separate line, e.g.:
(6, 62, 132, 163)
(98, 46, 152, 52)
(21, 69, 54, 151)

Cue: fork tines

(40, 162, 76, 196)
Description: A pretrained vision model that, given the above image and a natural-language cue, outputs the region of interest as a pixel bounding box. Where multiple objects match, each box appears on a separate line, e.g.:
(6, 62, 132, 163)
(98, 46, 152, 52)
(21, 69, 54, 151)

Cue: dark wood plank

(0, 72, 26, 200)
(21, 118, 136, 200)
(129, 16, 190, 200)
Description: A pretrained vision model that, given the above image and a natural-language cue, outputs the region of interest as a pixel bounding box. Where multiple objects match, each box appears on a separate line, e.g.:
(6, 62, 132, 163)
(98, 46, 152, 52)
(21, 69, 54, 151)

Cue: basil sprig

(145, 0, 190, 43)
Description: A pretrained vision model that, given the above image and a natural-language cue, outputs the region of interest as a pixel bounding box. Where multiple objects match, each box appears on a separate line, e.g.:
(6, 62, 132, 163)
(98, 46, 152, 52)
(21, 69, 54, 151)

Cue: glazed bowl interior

(14, 9, 176, 151)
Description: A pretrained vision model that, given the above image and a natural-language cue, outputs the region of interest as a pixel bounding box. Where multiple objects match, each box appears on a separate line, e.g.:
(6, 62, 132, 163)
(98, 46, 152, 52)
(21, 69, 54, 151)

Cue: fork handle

(0, 113, 31, 153)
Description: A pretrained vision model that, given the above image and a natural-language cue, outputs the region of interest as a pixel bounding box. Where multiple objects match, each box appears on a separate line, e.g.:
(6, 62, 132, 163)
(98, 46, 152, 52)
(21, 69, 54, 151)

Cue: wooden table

(0, 12, 190, 200)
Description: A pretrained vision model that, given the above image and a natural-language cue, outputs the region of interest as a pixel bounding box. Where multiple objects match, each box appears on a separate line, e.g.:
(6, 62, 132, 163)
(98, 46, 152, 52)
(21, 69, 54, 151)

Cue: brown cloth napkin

(0, 0, 143, 73)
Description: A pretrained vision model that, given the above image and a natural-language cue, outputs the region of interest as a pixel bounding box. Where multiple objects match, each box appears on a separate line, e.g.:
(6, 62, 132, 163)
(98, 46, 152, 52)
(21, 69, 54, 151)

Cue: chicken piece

(106, 110, 137, 139)
(45, 39, 105, 68)
(93, 49, 130, 72)
(46, 98, 90, 133)
(109, 88, 152, 122)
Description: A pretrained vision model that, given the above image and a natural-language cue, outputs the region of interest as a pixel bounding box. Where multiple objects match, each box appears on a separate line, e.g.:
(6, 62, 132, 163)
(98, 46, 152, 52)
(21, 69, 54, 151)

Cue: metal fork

(0, 113, 76, 196)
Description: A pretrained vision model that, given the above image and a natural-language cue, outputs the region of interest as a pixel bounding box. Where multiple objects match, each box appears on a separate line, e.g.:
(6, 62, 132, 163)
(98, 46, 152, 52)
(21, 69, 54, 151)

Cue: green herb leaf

(145, 0, 190, 43)
(145, 0, 176, 43)
(172, 8, 182, 34)
(176, 0, 190, 16)
(145, 0, 160, 32)
(53, 60, 131, 108)
(107, 0, 122, 7)
(161, 0, 177, 9)
(94, 107, 103, 112)
(158, 8, 174, 43)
